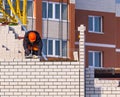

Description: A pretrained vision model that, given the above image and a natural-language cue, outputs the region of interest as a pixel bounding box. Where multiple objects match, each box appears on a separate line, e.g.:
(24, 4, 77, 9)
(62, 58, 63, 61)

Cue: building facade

(29, 0, 75, 60)
(75, 0, 120, 67)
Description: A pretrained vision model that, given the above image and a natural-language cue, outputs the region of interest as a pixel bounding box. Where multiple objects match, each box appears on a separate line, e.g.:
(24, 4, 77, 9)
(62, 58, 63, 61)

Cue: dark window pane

(48, 40, 53, 55)
(95, 17, 101, 32)
(42, 2, 47, 18)
(88, 17, 93, 31)
(88, 52, 93, 66)
(55, 40, 60, 55)
(5, 0, 10, 15)
(62, 41, 67, 56)
(48, 3, 53, 18)
(42, 39, 47, 55)
(27, 1, 33, 17)
(61, 4, 67, 20)
(95, 52, 101, 67)
(55, 4, 60, 19)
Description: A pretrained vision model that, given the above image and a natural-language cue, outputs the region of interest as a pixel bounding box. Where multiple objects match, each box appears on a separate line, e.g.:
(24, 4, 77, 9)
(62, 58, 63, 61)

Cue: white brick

(90, 95, 99, 97)
(9, 62, 17, 65)
(26, 62, 35, 65)
(31, 92, 39, 96)
(53, 62, 62, 65)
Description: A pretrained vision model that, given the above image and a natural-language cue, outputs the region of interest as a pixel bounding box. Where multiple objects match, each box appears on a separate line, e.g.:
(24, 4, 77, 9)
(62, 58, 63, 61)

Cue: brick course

(0, 61, 80, 97)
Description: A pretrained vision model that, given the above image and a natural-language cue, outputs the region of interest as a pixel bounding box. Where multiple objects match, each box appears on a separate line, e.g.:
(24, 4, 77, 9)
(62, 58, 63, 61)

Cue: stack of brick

(0, 25, 25, 60)
(86, 68, 120, 97)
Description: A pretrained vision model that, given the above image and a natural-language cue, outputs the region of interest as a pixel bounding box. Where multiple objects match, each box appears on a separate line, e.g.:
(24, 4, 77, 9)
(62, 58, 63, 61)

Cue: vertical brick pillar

(34, 0, 42, 36)
(78, 25, 86, 97)
(68, 2, 75, 59)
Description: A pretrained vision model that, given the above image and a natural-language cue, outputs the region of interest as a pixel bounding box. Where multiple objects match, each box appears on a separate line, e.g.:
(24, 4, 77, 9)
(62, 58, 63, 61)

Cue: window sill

(42, 18, 68, 22)
(88, 66, 102, 68)
(47, 55, 67, 58)
(88, 31, 104, 34)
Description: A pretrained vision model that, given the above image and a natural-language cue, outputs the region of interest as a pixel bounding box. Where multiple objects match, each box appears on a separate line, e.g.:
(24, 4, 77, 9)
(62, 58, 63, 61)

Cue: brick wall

(0, 25, 25, 60)
(86, 68, 120, 97)
(1, 60, 120, 97)
(0, 61, 80, 97)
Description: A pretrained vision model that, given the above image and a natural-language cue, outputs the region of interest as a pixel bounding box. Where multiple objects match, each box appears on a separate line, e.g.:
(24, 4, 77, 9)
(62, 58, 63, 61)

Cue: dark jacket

(23, 30, 43, 56)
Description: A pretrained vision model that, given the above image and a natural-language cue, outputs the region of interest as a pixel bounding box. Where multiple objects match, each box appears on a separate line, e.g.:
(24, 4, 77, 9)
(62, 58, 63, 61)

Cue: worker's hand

(33, 55, 38, 59)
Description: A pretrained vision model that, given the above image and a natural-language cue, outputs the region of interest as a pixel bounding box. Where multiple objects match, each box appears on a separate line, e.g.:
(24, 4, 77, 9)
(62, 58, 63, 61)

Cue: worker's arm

(23, 33, 28, 50)
(23, 33, 31, 56)
(35, 33, 43, 56)
(38, 38, 43, 56)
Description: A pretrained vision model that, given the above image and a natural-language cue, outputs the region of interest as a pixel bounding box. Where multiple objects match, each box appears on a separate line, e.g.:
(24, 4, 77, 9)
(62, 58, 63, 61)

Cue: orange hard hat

(28, 32, 36, 43)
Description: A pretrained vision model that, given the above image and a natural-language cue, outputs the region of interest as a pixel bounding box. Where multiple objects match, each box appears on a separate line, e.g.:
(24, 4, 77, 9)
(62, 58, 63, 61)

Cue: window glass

(27, 1, 33, 17)
(88, 51, 102, 67)
(42, 2, 67, 21)
(42, 39, 47, 55)
(42, 2, 47, 18)
(61, 4, 67, 20)
(95, 52, 101, 67)
(88, 17, 93, 31)
(48, 40, 53, 55)
(88, 52, 93, 66)
(20, 1, 33, 17)
(55, 40, 60, 55)
(62, 41, 67, 56)
(55, 4, 60, 19)
(48, 3, 53, 18)
(116, 0, 120, 3)
(88, 16, 102, 33)
(20, 1, 23, 11)
(5, 0, 10, 15)
(95, 17, 101, 32)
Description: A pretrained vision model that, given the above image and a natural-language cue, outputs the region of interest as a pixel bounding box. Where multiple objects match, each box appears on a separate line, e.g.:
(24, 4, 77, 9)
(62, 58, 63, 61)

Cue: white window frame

(47, 39, 61, 57)
(42, 1, 67, 21)
(20, 0, 35, 18)
(88, 15, 103, 34)
(88, 51, 103, 68)
(44, 39, 67, 58)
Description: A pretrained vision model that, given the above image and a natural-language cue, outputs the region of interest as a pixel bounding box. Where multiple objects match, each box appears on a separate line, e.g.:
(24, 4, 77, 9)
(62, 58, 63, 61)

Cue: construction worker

(23, 30, 43, 58)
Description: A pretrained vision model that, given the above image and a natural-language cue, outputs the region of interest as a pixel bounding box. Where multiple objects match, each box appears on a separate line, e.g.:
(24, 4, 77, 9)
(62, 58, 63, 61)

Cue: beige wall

(42, 20, 69, 40)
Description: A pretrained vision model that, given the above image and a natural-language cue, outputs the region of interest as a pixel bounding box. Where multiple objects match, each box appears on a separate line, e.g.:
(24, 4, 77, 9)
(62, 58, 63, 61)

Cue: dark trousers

(25, 49, 39, 56)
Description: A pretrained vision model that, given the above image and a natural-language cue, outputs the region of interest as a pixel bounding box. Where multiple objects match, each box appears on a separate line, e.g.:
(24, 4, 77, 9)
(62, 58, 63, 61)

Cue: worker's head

(28, 32, 36, 43)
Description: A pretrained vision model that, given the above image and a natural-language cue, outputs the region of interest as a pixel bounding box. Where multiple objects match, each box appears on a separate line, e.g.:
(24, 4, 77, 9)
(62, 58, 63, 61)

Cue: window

(20, 0, 33, 17)
(88, 16, 102, 33)
(27, 1, 33, 17)
(61, 4, 67, 20)
(55, 40, 60, 56)
(88, 51, 102, 67)
(62, 40, 67, 56)
(48, 3, 53, 19)
(55, 4, 60, 19)
(42, 2, 67, 20)
(42, 2, 47, 18)
(42, 39, 47, 55)
(4, 0, 10, 15)
(42, 39, 67, 57)
(116, 0, 120, 3)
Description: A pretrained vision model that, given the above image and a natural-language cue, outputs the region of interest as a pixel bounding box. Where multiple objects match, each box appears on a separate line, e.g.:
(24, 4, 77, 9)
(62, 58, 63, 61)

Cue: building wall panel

(42, 20, 68, 40)
(76, 0, 115, 13)
(75, 9, 116, 44)
(86, 46, 117, 67)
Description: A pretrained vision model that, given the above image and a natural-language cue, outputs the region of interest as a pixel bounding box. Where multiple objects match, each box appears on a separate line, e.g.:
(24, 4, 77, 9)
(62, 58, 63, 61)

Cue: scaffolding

(0, 0, 27, 25)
